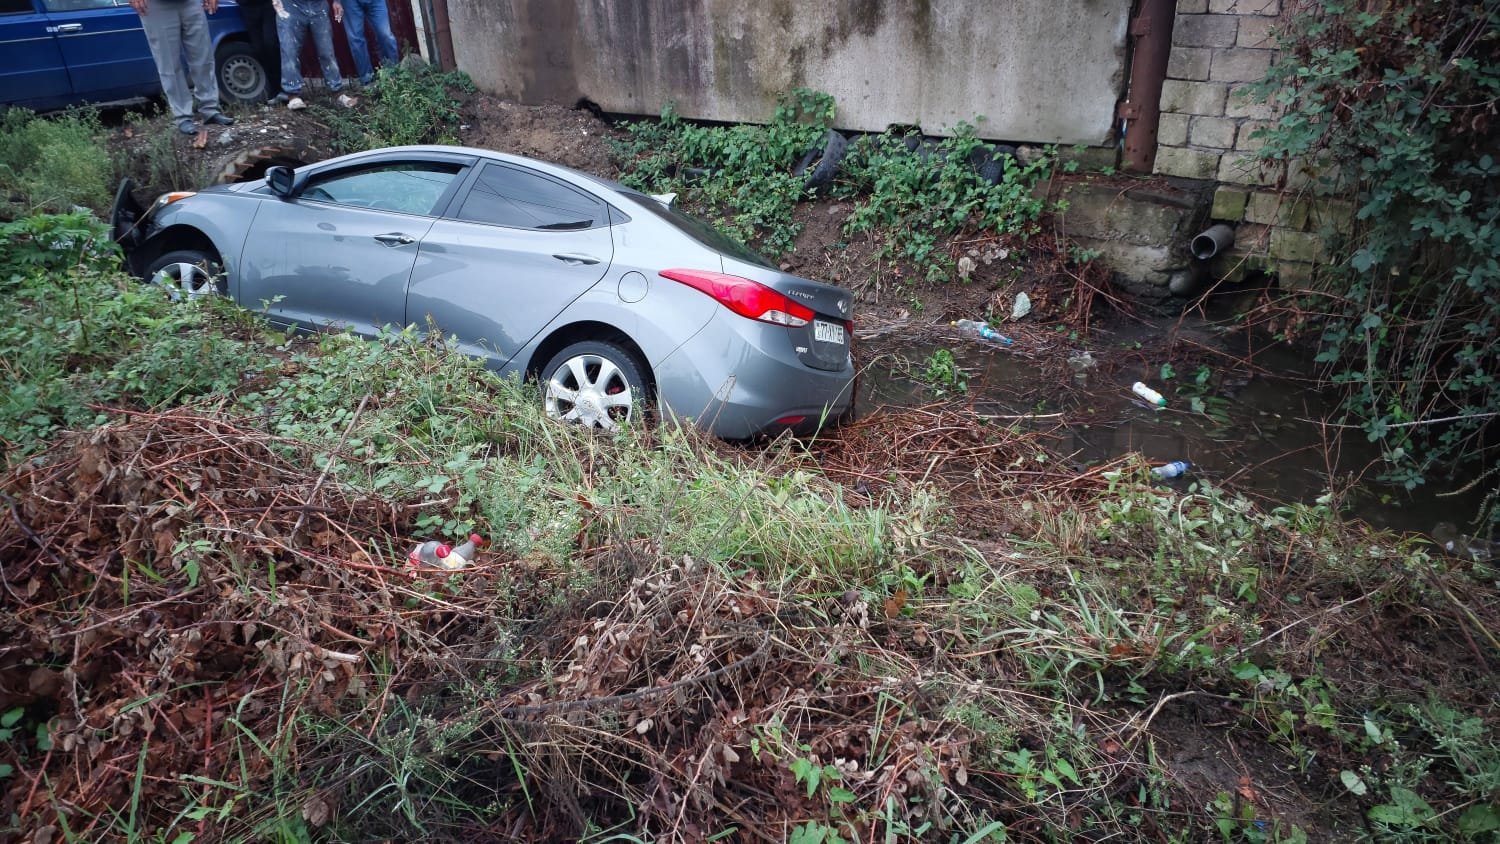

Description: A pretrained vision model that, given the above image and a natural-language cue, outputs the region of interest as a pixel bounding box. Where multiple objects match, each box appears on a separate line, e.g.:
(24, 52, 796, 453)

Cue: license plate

(813, 320, 845, 345)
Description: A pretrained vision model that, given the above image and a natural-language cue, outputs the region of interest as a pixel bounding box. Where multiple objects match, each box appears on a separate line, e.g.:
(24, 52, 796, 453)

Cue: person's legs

(139, 3, 191, 121)
(363, 0, 399, 66)
(241, 3, 282, 97)
(179, 4, 221, 117)
(304, 2, 344, 92)
(276, 5, 309, 97)
(341, 0, 375, 85)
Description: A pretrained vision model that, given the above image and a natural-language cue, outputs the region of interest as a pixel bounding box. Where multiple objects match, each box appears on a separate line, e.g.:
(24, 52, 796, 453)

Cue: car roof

(314, 144, 639, 206)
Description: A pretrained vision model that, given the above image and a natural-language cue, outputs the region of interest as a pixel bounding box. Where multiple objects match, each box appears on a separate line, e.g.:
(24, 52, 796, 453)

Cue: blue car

(0, 0, 267, 112)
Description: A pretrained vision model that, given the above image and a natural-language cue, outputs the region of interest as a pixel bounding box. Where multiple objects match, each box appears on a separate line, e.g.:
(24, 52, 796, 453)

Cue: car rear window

(618, 190, 775, 270)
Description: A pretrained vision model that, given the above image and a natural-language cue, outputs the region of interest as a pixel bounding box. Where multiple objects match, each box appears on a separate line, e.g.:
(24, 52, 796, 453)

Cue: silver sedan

(112, 145, 855, 438)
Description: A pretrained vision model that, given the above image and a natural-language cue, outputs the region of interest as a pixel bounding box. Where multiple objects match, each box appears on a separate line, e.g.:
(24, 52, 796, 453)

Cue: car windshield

(617, 190, 775, 270)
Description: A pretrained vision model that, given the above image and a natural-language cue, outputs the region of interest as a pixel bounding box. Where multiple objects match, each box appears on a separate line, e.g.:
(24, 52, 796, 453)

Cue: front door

(239, 161, 467, 335)
(0, 0, 71, 108)
(41, 0, 157, 100)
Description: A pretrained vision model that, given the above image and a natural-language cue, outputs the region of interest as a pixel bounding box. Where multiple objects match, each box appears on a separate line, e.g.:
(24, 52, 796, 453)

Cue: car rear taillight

(659, 269, 815, 327)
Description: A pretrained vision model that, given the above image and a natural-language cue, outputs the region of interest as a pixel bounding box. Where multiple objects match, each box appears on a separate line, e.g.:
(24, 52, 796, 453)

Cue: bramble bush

(1247, 2, 1500, 528)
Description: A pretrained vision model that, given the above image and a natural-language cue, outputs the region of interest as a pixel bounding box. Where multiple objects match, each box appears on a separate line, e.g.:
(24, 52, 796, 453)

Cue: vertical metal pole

(1119, 0, 1177, 172)
(431, 0, 457, 72)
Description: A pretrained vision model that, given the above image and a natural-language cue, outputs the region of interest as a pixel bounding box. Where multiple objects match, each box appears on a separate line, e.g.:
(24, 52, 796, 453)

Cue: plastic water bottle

(443, 533, 489, 570)
(1132, 381, 1167, 407)
(407, 540, 451, 568)
(953, 319, 1013, 346)
(1151, 461, 1191, 479)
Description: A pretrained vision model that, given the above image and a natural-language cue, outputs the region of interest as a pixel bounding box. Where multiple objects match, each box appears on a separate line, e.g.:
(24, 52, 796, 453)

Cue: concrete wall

(446, 0, 1130, 145)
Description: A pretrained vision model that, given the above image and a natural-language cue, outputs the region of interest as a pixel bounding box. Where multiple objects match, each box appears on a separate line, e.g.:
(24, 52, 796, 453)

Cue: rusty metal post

(430, 0, 457, 72)
(1118, 0, 1177, 172)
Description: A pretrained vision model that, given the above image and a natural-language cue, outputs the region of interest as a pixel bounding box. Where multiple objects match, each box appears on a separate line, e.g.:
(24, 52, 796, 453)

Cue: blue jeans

(342, 0, 399, 85)
(277, 0, 343, 95)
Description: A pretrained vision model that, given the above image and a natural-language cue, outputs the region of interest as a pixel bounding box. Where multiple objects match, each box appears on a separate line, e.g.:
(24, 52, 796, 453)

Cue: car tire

(144, 250, 225, 302)
(540, 341, 649, 431)
(216, 40, 267, 106)
(793, 130, 848, 194)
(970, 144, 1016, 185)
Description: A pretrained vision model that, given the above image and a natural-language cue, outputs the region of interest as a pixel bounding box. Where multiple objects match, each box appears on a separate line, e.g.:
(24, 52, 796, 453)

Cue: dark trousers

(240, 2, 282, 98)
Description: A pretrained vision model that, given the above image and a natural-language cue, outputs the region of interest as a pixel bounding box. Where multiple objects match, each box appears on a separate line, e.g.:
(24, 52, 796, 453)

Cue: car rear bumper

(654, 310, 854, 439)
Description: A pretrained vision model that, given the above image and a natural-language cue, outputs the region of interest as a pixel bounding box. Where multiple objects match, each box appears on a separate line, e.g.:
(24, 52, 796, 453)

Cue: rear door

(239, 159, 469, 335)
(40, 0, 157, 100)
(0, 0, 72, 108)
(409, 161, 614, 367)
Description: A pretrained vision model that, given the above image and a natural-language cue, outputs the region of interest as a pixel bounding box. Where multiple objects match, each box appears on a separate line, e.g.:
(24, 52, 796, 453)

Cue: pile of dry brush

(1, 408, 1167, 842)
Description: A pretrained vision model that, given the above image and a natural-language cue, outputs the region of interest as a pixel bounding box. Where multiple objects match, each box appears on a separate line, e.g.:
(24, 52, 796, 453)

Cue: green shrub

(837, 124, 1052, 280)
(1247, 4, 1500, 526)
(0, 108, 112, 215)
(614, 89, 835, 257)
(0, 215, 275, 460)
(326, 63, 476, 152)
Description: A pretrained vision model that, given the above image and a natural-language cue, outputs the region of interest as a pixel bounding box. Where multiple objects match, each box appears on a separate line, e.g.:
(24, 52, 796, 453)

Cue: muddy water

(858, 325, 1486, 536)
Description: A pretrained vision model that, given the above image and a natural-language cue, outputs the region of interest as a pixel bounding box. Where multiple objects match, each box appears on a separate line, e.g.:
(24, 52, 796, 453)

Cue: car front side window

(301, 163, 462, 216)
(453, 162, 606, 231)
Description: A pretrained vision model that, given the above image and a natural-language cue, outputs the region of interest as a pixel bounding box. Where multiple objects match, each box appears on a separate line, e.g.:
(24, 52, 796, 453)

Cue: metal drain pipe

(1118, 0, 1178, 172)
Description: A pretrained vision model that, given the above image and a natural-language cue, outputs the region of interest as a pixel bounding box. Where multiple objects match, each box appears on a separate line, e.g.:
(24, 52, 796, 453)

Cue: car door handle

(55, 23, 84, 33)
(552, 253, 600, 266)
(373, 233, 415, 246)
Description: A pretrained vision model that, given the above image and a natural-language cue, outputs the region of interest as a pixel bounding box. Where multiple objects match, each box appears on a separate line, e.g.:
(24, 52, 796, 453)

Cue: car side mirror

(265, 165, 296, 198)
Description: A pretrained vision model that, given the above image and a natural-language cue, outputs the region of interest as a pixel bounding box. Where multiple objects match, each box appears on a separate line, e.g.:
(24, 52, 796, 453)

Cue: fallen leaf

(883, 589, 908, 618)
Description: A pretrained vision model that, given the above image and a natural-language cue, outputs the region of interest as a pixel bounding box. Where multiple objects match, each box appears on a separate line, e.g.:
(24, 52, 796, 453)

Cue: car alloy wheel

(542, 341, 646, 431)
(145, 250, 224, 302)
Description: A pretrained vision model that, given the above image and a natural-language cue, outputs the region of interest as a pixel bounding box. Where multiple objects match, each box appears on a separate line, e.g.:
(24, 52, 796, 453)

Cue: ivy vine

(1248, 2, 1499, 527)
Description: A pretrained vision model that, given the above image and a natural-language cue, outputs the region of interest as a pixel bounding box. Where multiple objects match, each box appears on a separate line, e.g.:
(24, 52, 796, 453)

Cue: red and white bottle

(407, 540, 451, 569)
(443, 534, 488, 569)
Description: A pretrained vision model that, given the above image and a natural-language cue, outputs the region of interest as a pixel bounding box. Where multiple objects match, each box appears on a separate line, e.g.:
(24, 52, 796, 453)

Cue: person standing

(128, 0, 235, 135)
(236, 0, 281, 102)
(271, 0, 358, 110)
(341, 0, 399, 87)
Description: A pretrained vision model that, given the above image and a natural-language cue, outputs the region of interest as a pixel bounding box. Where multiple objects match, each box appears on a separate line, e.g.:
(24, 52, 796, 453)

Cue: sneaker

(203, 112, 235, 126)
(176, 118, 197, 135)
(287, 96, 306, 111)
(269, 92, 290, 106)
(336, 93, 359, 109)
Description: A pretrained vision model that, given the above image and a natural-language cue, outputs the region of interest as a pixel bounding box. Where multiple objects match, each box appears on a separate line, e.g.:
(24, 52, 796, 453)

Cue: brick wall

(1152, 0, 1349, 289)
(1154, 0, 1282, 184)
